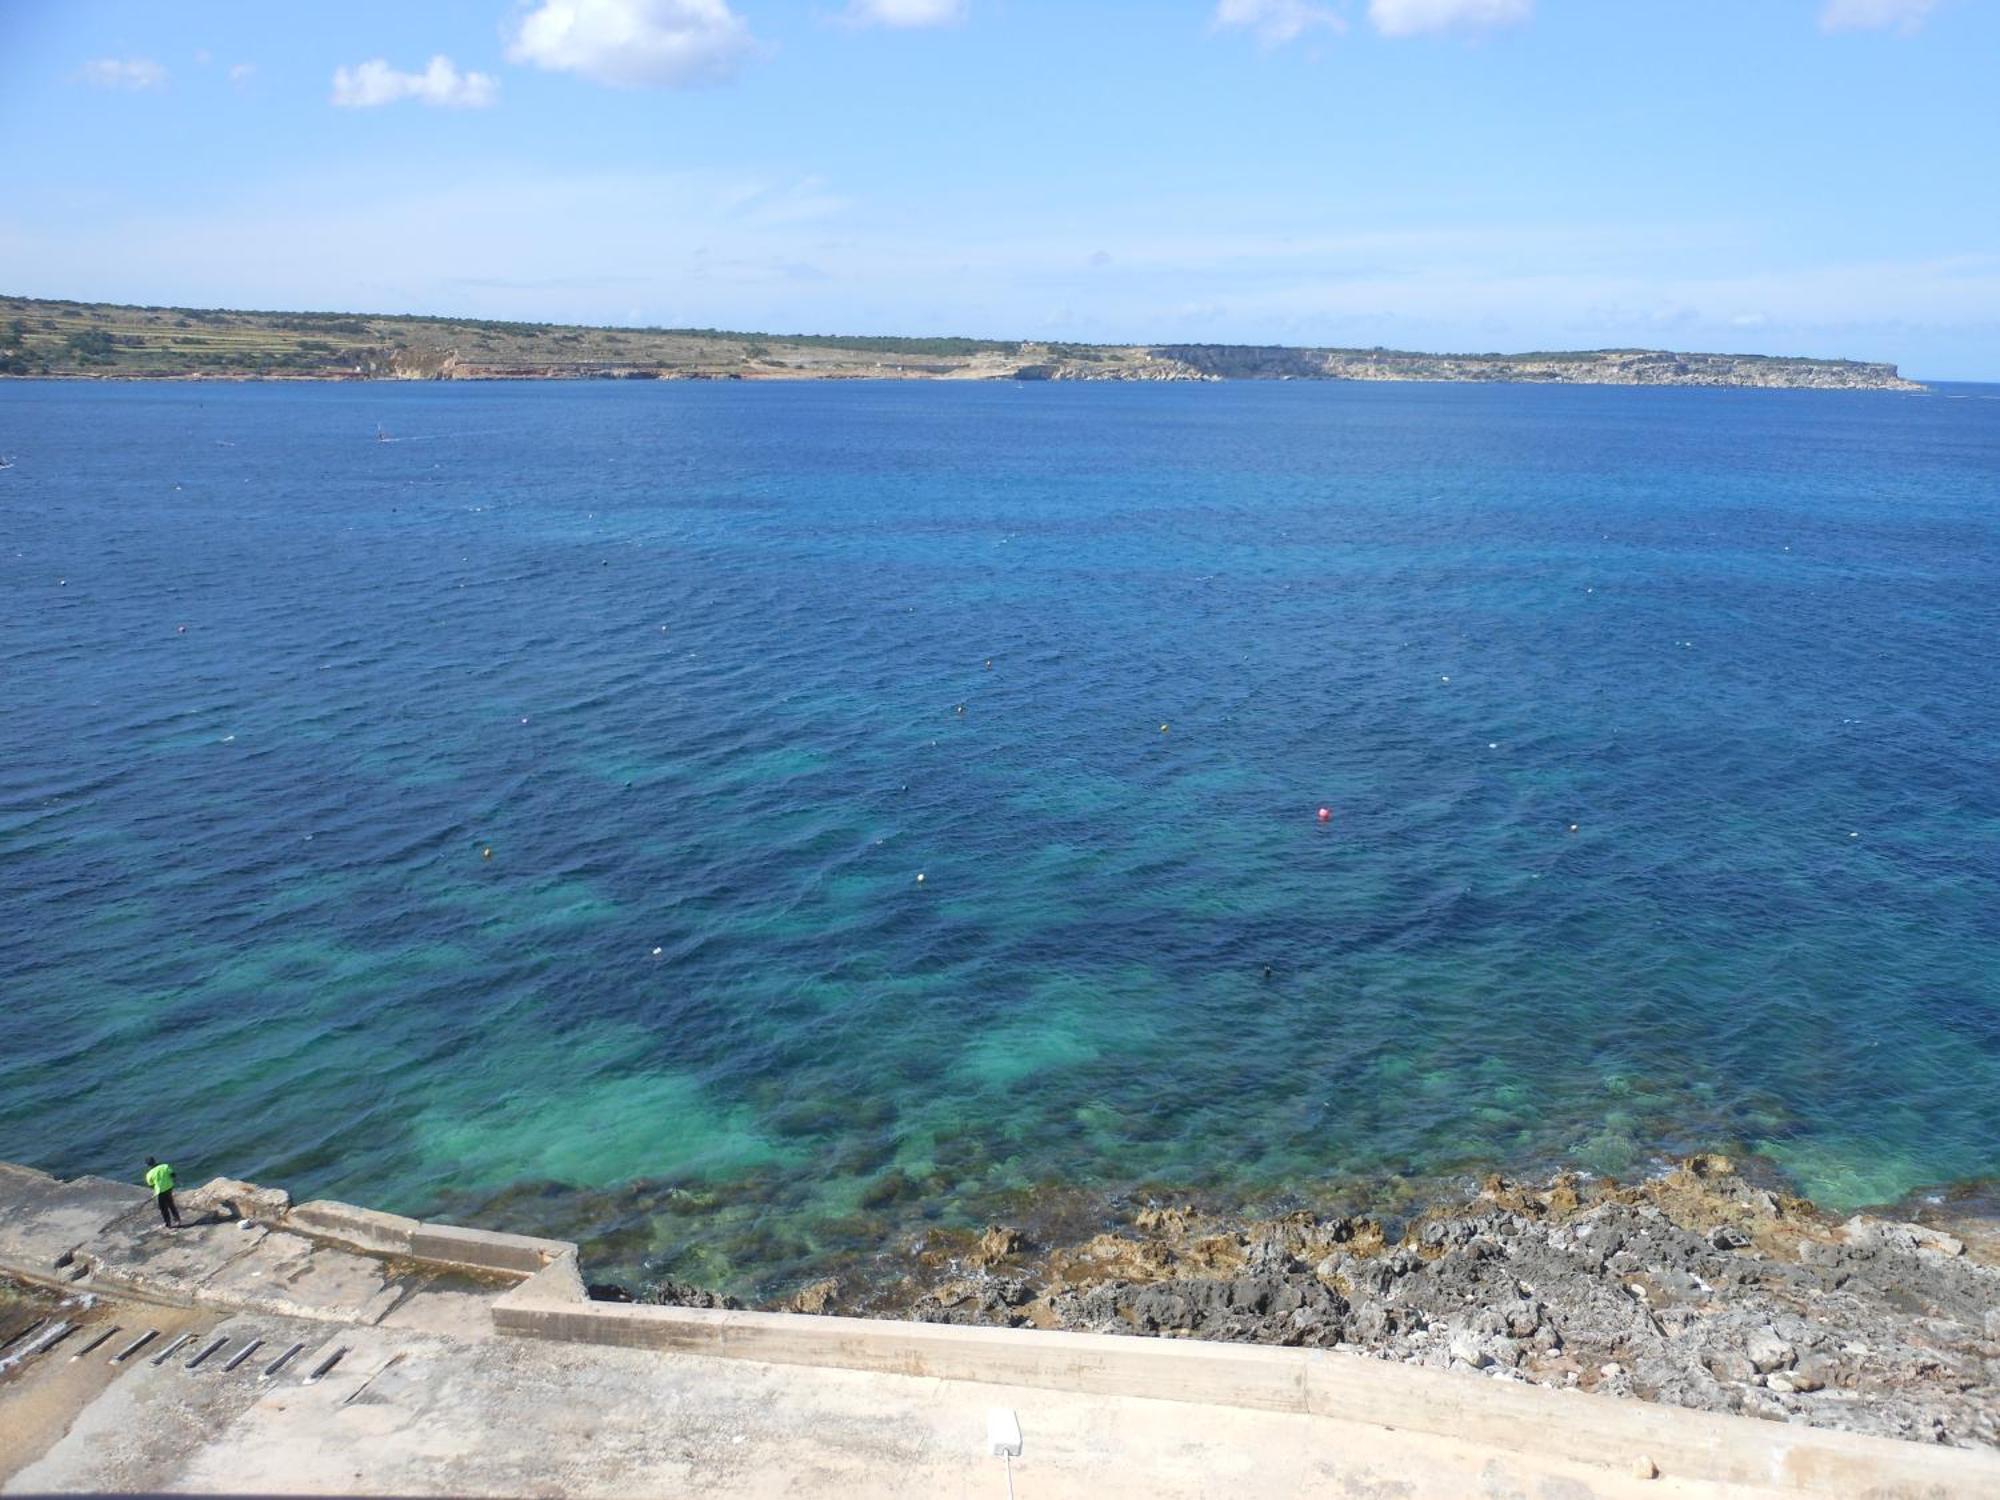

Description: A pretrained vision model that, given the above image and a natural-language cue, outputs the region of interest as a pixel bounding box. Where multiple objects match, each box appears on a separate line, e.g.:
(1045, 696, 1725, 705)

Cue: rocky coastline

(3, 294, 1925, 389)
(634, 1155, 2000, 1451)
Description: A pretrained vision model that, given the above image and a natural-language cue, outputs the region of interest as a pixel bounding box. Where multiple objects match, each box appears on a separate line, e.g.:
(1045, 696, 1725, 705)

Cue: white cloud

(1367, 0, 1532, 38)
(1212, 0, 1345, 47)
(507, 0, 758, 88)
(229, 63, 257, 85)
(79, 57, 168, 90)
(845, 0, 967, 25)
(331, 56, 499, 109)
(1820, 0, 1935, 34)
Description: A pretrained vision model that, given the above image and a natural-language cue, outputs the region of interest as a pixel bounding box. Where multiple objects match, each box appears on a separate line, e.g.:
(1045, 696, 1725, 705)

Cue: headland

(0, 293, 1924, 389)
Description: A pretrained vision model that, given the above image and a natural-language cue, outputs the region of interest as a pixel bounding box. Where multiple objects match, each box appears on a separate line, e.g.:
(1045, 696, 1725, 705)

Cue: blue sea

(2, 378, 1996, 1296)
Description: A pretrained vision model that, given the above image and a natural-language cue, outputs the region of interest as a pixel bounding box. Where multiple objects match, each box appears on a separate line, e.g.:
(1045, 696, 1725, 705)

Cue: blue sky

(3, 0, 1995, 376)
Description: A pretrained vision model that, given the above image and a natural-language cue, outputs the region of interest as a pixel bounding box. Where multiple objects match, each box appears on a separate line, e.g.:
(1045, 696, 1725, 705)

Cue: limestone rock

(1838, 1216, 1966, 1257)
(1448, 1330, 1495, 1369)
(788, 1277, 840, 1315)
(1745, 1329, 1795, 1374)
(971, 1225, 1024, 1269)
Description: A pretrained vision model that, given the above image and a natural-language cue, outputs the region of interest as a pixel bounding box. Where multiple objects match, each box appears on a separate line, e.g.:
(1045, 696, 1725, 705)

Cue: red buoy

(1317, 807, 1332, 823)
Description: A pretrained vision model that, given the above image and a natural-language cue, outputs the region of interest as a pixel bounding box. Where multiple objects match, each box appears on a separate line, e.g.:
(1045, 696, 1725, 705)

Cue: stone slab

(75, 1212, 272, 1307)
(407, 1221, 568, 1276)
(191, 1230, 410, 1325)
(377, 1287, 499, 1340)
(0, 1164, 150, 1280)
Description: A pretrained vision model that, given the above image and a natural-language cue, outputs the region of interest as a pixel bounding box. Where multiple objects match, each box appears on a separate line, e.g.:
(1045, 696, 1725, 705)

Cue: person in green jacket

(144, 1156, 183, 1229)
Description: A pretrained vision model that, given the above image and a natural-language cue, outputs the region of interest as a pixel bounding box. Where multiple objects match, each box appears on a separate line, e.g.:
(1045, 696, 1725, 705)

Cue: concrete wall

(285, 1200, 571, 1278)
(491, 1292, 2000, 1497)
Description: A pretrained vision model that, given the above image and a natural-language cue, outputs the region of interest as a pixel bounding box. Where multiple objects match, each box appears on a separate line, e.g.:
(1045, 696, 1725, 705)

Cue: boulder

(188, 1177, 291, 1223)
(1745, 1329, 1795, 1374)
(1838, 1216, 1966, 1257)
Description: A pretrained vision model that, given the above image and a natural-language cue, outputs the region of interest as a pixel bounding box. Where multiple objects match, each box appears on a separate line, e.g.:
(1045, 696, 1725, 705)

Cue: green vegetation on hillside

(0, 295, 1023, 379)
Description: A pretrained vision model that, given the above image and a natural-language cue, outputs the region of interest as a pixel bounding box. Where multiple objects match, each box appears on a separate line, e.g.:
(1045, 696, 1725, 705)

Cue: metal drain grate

(72, 1325, 122, 1360)
(5, 1315, 379, 1400)
(111, 1330, 159, 1364)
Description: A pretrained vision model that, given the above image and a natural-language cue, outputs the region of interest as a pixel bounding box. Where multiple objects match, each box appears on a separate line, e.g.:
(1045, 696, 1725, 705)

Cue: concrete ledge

(492, 1298, 2000, 1497)
(494, 1247, 588, 1309)
(285, 1200, 571, 1277)
(409, 1222, 570, 1277)
(285, 1201, 420, 1257)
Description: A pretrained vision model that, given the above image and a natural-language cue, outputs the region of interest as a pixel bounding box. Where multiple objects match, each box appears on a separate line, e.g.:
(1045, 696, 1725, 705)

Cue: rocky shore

(637, 1156, 2000, 1451)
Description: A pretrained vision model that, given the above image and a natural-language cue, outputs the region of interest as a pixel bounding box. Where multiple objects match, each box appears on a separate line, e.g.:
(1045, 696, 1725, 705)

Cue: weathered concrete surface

(0, 1169, 539, 1330)
(193, 1228, 410, 1324)
(285, 1200, 422, 1257)
(6, 1305, 1803, 1499)
(491, 1297, 2000, 1496)
(76, 1211, 276, 1306)
(407, 1220, 568, 1276)
(0, 1281, 213, 1485)
(286, 1198, 568, 1275)
(0, 1163, 148, 1277)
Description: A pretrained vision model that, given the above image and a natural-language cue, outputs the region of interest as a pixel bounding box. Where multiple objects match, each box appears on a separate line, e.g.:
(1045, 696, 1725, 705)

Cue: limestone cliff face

(1150, 344, 1922, 390)
(383, 346, 462, 380)
(1015, 355, 1215, 382)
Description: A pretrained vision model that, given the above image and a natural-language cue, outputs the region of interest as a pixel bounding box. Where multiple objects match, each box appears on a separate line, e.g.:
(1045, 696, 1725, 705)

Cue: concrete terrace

(2, 1161, 1994, 1498)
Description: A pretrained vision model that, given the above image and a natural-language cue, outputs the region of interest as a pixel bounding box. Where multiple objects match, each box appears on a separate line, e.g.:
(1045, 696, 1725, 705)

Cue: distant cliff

(1142, 344, 1923, 391)
(0, 294, 1923, 391)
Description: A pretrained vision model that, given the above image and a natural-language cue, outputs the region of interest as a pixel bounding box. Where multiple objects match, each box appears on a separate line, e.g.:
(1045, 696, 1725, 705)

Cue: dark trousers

(156, 1189, 181, 1227)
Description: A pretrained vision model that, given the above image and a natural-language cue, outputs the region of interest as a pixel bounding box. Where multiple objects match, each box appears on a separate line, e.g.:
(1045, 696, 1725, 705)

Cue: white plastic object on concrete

(987, 1406, 1023, 1458)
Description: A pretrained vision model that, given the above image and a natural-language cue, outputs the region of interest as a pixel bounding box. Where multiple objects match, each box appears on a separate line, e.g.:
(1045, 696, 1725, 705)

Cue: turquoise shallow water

(2, 378, 1997, 1295)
